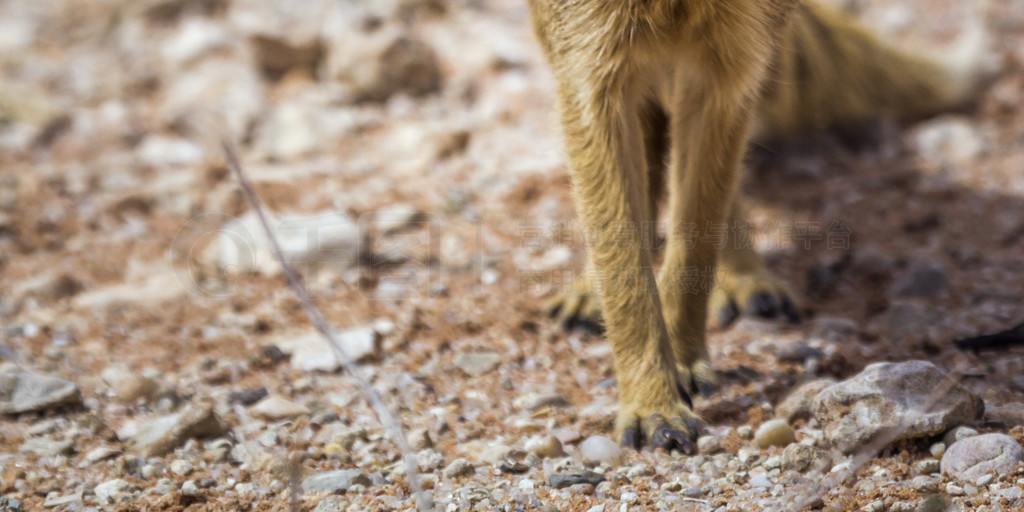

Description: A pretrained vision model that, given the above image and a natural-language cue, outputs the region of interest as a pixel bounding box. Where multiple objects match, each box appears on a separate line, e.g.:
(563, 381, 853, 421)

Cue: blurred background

(1, 0, 1024, 510)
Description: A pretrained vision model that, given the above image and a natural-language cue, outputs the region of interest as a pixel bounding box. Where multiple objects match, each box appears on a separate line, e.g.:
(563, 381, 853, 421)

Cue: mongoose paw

(618, 407, 703, 453)
(546, 282, 603, 334)
(676, 358, 716, 400)
(710, 268, 801, 328)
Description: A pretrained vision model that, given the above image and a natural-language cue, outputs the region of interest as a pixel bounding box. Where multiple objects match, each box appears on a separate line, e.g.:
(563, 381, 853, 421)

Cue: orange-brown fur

(528, 0, 976, 449)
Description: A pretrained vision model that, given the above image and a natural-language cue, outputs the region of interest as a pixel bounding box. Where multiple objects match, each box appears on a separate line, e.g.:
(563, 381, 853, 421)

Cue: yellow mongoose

(527, 0, 980, 451)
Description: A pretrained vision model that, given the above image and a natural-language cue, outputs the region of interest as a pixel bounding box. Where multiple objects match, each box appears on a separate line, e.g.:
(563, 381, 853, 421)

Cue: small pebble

(946, 483, 965, 496)
(910, 475, 937, 493)
(661, 481, 682, 491)
(442, 458, 474, 479)
(579, 436, 623, 466)
(943, 426, 978, 446)
(549, 471, 605, 489)
(917, 459, 940, 474)
(525, 435, 564, 459)
(736, 425, 754, 439)
(169, 459, 194, 476)
(409, 428, 432, 450)
(754, 419, 795, 448)
(697, 435, 722, 454)
(181, 480, 200, 496)
(929, 442, 946, 459)
(568, 483, 594, 495)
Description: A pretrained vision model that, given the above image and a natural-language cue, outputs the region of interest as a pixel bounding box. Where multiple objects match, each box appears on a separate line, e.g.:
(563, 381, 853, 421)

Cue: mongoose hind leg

(710, 200, 802, 329)
(547, 272, 603, 335)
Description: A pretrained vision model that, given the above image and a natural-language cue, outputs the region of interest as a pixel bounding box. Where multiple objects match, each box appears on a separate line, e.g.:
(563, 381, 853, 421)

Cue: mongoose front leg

(658, 71, 769, 399)
(556, 87, 700, 452)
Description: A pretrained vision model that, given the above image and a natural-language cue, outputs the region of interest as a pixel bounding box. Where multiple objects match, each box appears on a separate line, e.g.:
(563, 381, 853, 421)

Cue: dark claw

(676, 382, 694, 409)
(695, 378, 715, 398)
(717, 301, 740, 327)
(547, 303, 563, 319)
(750, 293, 779, 318)
(652, 427, 695, 454)
(621, 428, 641, 449)
(575, 318, 605, 336)
(780, 296, 801, 324)
(560, 317, 576, 332)
(685, 418, 704, 438)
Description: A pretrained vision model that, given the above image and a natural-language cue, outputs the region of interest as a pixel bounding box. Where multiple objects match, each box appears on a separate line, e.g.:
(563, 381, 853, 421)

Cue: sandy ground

(1, 0, 1024, 510)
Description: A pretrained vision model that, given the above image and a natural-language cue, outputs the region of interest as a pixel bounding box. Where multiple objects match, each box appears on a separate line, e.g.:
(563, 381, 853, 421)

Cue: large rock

(776, 378, 836, 422)
(0, 368, 82, 414)
(128, 402, 228, 456)
(941, 433, 1024, 481)
(218, 210, 367, 277)
(812, 361, 983, 454)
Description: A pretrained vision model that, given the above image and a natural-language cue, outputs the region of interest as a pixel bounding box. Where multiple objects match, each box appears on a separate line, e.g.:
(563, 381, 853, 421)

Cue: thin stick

(223, 142, 430, 512)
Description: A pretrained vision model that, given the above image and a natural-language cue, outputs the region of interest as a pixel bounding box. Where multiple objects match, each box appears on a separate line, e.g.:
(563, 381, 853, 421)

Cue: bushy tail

(753, 0, 991, 141)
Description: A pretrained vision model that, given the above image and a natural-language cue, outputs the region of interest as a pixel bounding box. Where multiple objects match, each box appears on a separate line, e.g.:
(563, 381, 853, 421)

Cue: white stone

(249, 394, 311, 421)
(218, 210, 366, 277)
(170, 459, 194, 476)
(282, 327, 380, 372)
(579, 435, 623, 466)
(755, 419, 796, 448)
(137, 135, 204, 167)
(812, 361, 982, 454)
(94, 479, 132, 503)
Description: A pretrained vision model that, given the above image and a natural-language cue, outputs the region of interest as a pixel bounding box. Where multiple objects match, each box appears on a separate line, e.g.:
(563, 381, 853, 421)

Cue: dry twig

(223, 142, 430, 512)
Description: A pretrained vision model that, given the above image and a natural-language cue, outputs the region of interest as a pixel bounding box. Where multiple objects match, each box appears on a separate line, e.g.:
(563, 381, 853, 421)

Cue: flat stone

(42, 491, 83, 508)
(129, 402, 228, 456)
(249, 394, 311, 421)
(0, 368, 81, 414)
(301, 470, 372, 493)
(513, 392, 570, 412)
(549, 471, 605, 489)
(283, 327, 381, 372)
(812, 361, 983, 454)
(84, 446, 122, 464)
(453, 351, 501, 377)
(218, 211, 366, 277)
(20, 437, 73, 456)
(941, 433, 1024, 481)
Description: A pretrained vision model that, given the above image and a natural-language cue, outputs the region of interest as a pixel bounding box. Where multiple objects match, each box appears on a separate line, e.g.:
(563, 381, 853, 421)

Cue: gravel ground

(2, 0, 1024, 511)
